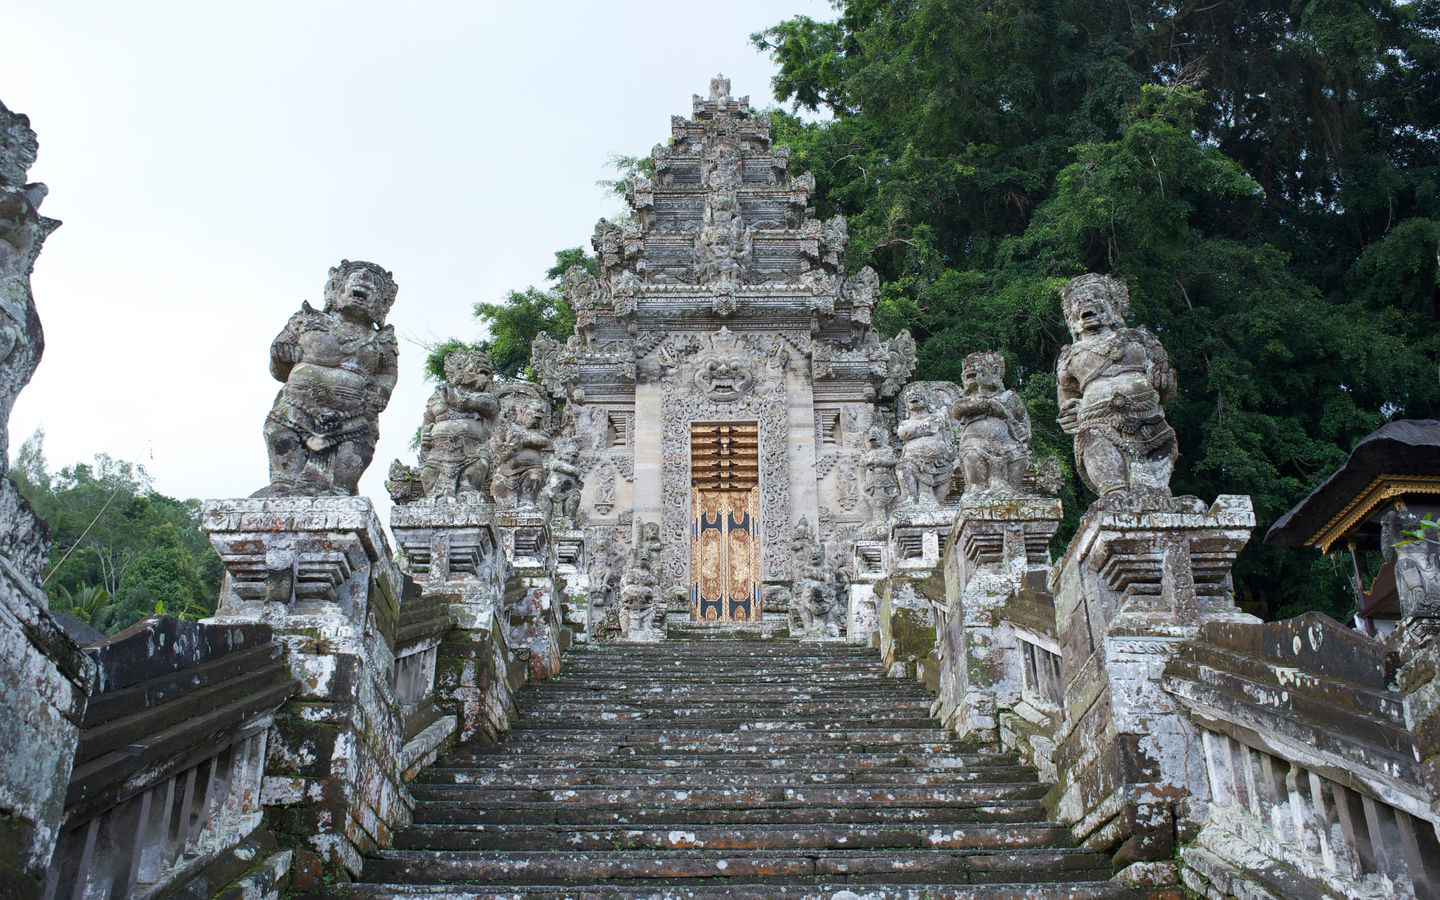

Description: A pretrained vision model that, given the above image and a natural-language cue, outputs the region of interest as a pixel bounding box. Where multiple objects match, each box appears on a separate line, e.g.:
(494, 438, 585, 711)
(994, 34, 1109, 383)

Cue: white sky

(3, 0, 834, 523)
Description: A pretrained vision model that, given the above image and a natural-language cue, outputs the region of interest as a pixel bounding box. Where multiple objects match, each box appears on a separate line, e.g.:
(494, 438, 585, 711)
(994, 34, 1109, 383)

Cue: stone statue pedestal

(876, 505, 956, 680)
(1049, 495, 1255, 864)
(203, 497, 413, 876)
(937, 496, 1061, 740)
(495, 509, 562, 679)
(390, 499, 525, 745)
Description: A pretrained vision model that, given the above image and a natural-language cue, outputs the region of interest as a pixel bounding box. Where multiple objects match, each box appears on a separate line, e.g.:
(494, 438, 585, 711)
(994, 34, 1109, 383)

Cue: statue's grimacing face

(1065, 282, 1118, 336)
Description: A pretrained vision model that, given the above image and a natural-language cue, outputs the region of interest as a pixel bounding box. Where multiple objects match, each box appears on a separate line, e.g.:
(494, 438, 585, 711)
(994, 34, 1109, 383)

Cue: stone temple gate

(7, 79, 1440, 900)
(530, 76, 915, 635)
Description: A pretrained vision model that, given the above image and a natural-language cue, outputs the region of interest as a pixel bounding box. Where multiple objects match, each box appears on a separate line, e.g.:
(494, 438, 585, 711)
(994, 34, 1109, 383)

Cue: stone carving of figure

(620, 522, 664, 639)
(490, 388, 553, 510)
(1056, 273, 1178, 503)
(790, 518, 841, 638)
(1385, 509, 1440, 622)
(386, 460, 424, 505)
(952, 351, 1031, 498)
(0, 101, 61, 577)
(896, 386, 959, 508)
(860, 426, 902, 530)
(694, 217, 752, 287)
(255, 260, 398, 497)
(416, 350, 500, 501)
(540, 440, 584, 526)
(588, 531, 628, 642)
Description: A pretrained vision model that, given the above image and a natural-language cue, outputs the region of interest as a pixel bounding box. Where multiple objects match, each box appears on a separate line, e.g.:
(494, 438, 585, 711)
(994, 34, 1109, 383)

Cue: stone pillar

(937, 496, 1061, 740)
(203, 497, 410, 877)
(1388, 508, 1440, 838)
(1049, 495, 1255, 865)
(846, 538, 886, 646)
(876, 507, 954, 681)
(495, 509, 563, 679)
(0, 559, 95, 896)
(390, 498, 524, 746)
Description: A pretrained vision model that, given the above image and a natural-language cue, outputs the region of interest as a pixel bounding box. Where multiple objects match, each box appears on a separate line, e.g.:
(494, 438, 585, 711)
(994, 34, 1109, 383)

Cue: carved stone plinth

(1049, 495, 1256, 864)
(937, 497, 1061, 740)
(390, 498, 523, 745)
(876, 507, 955, 680)
(203, 497, 411, 877)
(495, 509, 562, 679)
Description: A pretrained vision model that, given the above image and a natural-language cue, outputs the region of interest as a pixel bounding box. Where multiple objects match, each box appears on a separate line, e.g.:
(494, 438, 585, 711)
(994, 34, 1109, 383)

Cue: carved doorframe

(656, 330, 793, 594)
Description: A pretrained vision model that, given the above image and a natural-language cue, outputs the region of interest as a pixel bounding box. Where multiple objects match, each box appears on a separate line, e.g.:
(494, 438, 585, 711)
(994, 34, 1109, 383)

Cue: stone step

(408, 783, 1050, 807)
(416, 765, 1040, 788)
(411, 802, 1054, 829)
(361, 847, 1115, 885)
(325, 880, 1132, 899)
(392, 822, 1075, 853)
(454, 739, 965, 757)
(436, 751, 1014, 771)
(515, 696, 935, 710)
(508, 715, 942, 730)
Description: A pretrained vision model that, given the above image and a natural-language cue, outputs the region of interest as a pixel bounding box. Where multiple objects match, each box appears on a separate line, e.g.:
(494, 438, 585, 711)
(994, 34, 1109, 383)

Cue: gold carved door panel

(690, 423, 761, 622)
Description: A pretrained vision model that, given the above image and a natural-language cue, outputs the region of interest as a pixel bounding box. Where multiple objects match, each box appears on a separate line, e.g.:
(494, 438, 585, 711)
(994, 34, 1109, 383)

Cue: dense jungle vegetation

(458, 0, 1440, 621)
(10, 430, 222, 634)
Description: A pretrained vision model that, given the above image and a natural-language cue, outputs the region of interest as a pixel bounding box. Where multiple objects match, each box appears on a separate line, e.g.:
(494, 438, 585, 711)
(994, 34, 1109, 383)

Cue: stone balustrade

(43, 616, 296, 899)
(1165, 613, 1440, 898)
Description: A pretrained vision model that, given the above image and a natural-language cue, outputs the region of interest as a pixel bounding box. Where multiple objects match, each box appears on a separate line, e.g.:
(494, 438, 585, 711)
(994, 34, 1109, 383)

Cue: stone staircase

(329, 641, 1132, 899)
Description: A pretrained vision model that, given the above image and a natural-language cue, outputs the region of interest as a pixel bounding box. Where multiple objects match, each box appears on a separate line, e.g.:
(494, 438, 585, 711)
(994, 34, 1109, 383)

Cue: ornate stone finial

(254, 260, 399, 497)
(952, 351, 1031, 498)
(490, 383, 553, 510)
(412, 349, 500, 501)
(895, 382, 961, 508)
(710, 75, 732, 102)
(1056, 273, 1179, 506)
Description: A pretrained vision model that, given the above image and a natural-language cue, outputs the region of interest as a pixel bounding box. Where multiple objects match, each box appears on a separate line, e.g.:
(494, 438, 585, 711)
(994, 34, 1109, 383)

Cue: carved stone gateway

(531, 77, 915, 638)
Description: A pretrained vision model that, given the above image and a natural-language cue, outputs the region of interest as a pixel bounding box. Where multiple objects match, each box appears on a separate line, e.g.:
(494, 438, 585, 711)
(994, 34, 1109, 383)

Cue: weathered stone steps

(413, 802, 1053, 828)
(393, 821, 1075, 852)
(333, 641, 1123, 898)
(416, 766, 1039, 787)
(333, 884, 1127, 899)
(363, 847, 1115, 884)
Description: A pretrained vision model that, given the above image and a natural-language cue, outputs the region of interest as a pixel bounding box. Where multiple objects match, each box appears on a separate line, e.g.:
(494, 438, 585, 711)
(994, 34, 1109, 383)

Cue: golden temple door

(690, 423, 761, 622)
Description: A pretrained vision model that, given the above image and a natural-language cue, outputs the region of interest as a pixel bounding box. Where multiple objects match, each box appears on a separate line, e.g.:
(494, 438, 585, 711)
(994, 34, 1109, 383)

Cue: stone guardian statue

(895, 385, 959, 508)
(418, 349, 500, 500)
(256, 260, 398, 497)
(952, 351, 1031, 498)
(1055, 273, 1178, 504)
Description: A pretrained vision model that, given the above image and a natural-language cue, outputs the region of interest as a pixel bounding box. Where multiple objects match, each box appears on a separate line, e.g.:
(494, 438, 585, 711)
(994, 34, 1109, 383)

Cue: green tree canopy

(426, 247, 594, 381)
(753, 0, 1440, 617)
(10, 429, 223, 634)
